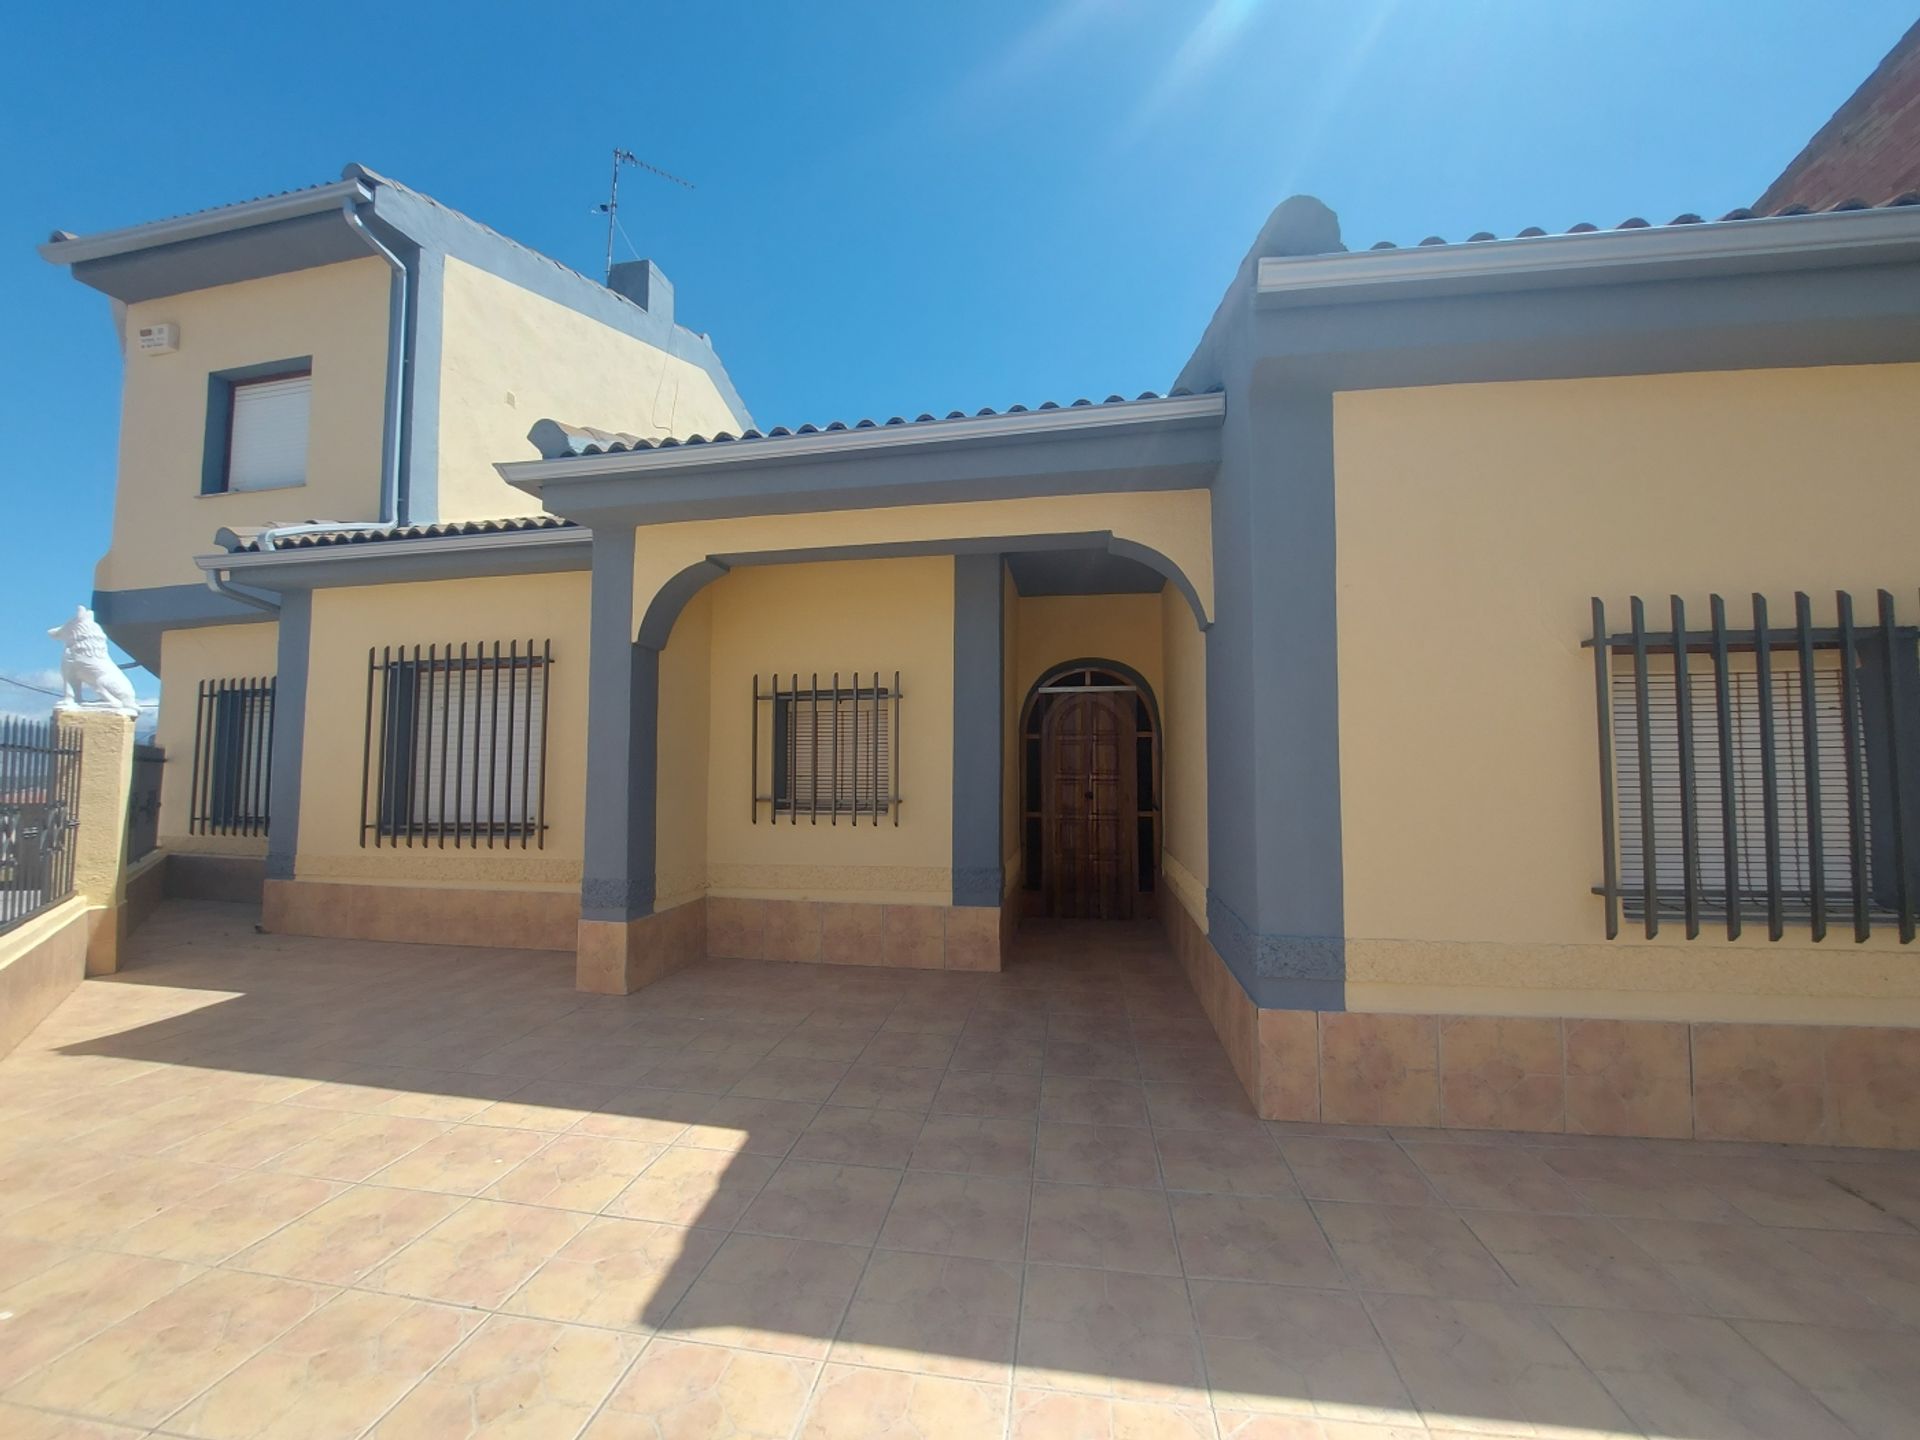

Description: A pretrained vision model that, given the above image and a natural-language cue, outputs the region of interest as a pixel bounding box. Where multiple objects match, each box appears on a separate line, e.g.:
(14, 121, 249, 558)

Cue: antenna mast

(597, 147, 695, 283)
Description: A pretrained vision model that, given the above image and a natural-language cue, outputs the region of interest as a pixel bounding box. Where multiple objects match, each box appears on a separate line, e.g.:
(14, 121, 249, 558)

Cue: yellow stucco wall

(1334, 363, 1920, 1023)
(435, 257, 746, 520)
(1159, 584, 1208, 929)
(295, 572, 590, 887)
(655, 587, 713, 911)
(1011, 593, 1164, 708)
(628, 491, 1214, 642)
(106, 259, 391, 592)
(155, 621, 279, 856)
(703, 558, 956, 904)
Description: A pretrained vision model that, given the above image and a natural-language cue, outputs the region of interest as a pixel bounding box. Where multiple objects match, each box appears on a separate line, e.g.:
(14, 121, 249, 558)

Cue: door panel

(1042, 694, 1137, 919)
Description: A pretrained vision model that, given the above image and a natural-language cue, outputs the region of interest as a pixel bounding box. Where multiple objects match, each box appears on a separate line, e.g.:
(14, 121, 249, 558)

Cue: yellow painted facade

(154, 620, 279, 856)
(700, 558, 956, 905)
(106, 258, 392, 592)
(1333, 363, 1920, 1021)
(654, 586, 713, 912)
(1159, 583, 1209, 929)
(433, 257, 745, 520)
(1011, 593, 1163, 707)
(295, 572, 591, 888)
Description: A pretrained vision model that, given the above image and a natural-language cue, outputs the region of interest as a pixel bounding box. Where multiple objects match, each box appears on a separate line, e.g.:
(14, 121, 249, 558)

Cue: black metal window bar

(360, 640, 553, 848)
(1, 716, 82, 936)
(752, 672, 901, 825)
(190, 676, 275, 836)
(1589, 591, 1919, 942)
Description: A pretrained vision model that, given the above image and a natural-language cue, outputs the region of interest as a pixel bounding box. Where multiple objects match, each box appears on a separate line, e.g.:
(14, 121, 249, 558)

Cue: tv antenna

(596, 148, 695, 283)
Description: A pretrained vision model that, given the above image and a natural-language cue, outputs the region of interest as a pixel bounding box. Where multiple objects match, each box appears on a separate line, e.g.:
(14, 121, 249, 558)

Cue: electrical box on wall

(136, 322, 178, 354)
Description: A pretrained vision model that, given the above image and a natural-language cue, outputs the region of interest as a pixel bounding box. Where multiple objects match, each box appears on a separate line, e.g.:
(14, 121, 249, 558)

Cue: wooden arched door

(1041, 691, 1138, 919)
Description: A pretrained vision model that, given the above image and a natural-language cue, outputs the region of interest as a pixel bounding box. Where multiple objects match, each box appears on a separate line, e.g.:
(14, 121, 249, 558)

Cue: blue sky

(2, 1, 1913, 718)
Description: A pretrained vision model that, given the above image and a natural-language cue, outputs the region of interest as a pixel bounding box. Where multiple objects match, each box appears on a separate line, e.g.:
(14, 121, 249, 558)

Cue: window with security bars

(190, 677, 275, 836)
(753, 673, 901, 824)
(360, 641, 552, 847)
(1590, 591, 1920, 943)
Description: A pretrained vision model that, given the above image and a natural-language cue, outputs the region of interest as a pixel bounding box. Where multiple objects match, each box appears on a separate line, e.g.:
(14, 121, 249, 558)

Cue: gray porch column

(265, 590, 310, 881)
(1205, 379, 1346, 1009)
(581, 524, 656, 920)
(951, 553, 1004, 906)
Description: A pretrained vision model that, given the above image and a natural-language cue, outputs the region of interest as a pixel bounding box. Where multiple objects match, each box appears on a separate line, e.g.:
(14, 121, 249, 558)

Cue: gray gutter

(193, 525, 590, 590)
(1257, 205, 1920, 305)
(38, 180, 372, 265)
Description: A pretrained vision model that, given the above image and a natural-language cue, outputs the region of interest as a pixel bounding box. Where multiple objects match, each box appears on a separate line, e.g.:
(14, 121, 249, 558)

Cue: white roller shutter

(227, 374, 311, 491)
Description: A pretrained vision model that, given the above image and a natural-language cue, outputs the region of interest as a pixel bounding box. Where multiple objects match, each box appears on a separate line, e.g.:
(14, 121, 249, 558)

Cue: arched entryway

(1019, 661, 1160, 919)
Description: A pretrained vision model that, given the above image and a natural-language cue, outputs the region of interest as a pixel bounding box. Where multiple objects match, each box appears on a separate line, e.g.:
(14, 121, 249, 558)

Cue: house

(40, 152, 1920, 1147)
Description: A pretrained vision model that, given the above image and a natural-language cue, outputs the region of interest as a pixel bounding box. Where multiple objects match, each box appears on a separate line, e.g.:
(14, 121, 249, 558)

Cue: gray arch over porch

(582, 527, 1211, 923)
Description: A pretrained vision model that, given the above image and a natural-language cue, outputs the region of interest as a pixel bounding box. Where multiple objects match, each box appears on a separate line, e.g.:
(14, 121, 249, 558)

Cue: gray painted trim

(405, 249, 446, 522)
(1206, 890, 1346, 1011)
(581, 526, 654, 921)
(200, 357, 314, 496)
(94, 583, 276, 673)
(195, 528, 590, 590)
(1255, 204, 1920, 305)
(40, 180, 371, 264)
(265, 592, 309, 881)
(1017, 656, 1163, 743)
(951, 555, 1004, 908)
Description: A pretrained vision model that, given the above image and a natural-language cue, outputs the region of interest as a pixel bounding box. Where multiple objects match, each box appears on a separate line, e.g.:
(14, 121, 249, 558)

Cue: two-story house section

(40, 163, 750, 896)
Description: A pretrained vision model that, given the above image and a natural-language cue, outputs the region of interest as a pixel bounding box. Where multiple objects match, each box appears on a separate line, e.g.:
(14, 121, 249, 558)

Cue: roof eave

(39, 179, 374, 267)
(1256, 206, 1920, 306)
(497, 392, 1228, 495)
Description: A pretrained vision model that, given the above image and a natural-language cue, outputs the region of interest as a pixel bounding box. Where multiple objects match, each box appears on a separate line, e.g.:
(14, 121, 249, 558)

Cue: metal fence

(127, 743, 164, 861)
(1590, 590, 1919, 943)
(0, 716, 83, 935)
(190, 677, 274, 837)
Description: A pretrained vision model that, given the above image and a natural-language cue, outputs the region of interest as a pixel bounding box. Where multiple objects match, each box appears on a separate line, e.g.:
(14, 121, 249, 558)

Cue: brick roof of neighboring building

(1757, 19, 1920, 212)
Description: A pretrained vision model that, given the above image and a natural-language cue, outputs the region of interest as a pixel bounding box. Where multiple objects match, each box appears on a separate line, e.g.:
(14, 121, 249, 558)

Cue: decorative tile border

(1163, 893, 1920, 1150)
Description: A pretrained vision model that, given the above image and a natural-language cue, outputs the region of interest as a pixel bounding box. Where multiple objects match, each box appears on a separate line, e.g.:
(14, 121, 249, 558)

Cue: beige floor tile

(675, 1094, 819, 1157)
(1313, 1203, 1516, 1301)
(1009, 1387, 1216, 1439)
(76, 1094, 258, 1158)
(1017, 1264, 1207, 1405)
(909, 1114, 1036, 1177)
(3, 1156, 233, 1246)
(0, 1250, 199, 1391)
(605, 1147, 777, 1227)
(798, 1362, 1008, 1439)
(0, 1234, 77, 1292)
(1616, 1216, 1893, 1327)
(831, 1249, 1021, 1381)
(662, 1232, 868, 1358)
(0, 1146, 125, 1221)
(0, 1400, 150, 1438)
(1364, 1292, 1634, 1437)
(738, 1160, 902, 1246)
(367, 1313, 641, 1438)
(1213, 1410, 1429, 1439)
(1144, 1082, 1260, 1134)
(1037, 1122, 1163, 1189)
(581, 1338, 816, 1439)
(230, 1184, 464, 1285)
(1029, 1183, 1181, 1275)
(730, 1056, 850, 1103)
(265, 1113, 452, 1183)
(1548, 1306, 1854, 1440)
(469, 1080, 620, 1133)
(1275, 1138, 1438, 1206)
(1401, 1144, 1588, 1214)
(361, 1197, 588, 1309)
(376, 1072, 539, 1123)
(160, 1103, 354, 1169)
(367, 1123, 553, 1195)
(574, 1086, 714, 1145)
(1155, 1129, 1296, 1197)
(484, 1133, 664, 1212)
(1040, 1077, 1150, 1128)
(1460, 1210, 1696, 1313)
(503, 1215, 721, 1331)
(876, 1171, 1030, 1261)
(1705, 1156, 1912, 1231)
(858, 1031, 958, 1070)
(952, 1032, 1047, 1075)
(113, 1169, 342, 1265)
(1735, 1319, 1920, 1440)
(1191, 1279, 1412, 1424)
(1537, 1146, 1742, 1223)
(828, 1062, 944, 1111)
(792, 1105, 925, 1168)
(1168, 1192, 1343, 1287)
(163, 1289, 480, 1440)
(1779, 1227, 1920, 1328)
(931, 1069, 1043, 1119)
(3, 1268, 330, 1429)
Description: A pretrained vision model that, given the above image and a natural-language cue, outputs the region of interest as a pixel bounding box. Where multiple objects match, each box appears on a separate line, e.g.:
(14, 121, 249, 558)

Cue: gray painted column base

(1206, 890, 1346, 1012)
(952, 866, 1005, 908)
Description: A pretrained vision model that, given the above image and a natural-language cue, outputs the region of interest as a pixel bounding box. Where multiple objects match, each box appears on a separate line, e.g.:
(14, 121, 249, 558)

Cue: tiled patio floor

(2, 903, 1917, 1439)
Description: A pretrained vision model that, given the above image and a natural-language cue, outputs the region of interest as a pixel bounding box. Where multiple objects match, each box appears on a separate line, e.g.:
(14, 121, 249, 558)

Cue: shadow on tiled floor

(1, 899, 1917, 1438)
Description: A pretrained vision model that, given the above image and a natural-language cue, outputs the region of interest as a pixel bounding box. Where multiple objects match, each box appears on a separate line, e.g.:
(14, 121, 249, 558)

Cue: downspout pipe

(254, 196, 409, 551)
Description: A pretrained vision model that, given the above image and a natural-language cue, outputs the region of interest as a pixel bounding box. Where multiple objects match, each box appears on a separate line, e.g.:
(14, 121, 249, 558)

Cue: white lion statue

(49, 605, 140, 715)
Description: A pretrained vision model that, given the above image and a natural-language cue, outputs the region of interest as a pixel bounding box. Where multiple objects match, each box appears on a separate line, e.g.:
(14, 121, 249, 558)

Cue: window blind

(227, 375, 311, 492)
(781, 691, 890, 815)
